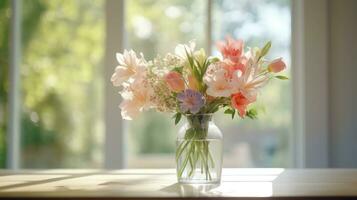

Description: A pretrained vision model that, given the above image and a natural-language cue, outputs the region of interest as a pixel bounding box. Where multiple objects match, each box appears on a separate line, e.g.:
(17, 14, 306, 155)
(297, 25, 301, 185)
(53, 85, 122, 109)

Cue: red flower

(231, 92, 253, 117)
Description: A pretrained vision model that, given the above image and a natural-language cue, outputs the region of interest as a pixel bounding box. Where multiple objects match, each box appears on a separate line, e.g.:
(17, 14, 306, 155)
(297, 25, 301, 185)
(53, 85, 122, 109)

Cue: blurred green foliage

(20, 0, 105, 168)
(1, 0, 105, 168)
(126, 0, 206, 60)
(0, 0, 10, 168)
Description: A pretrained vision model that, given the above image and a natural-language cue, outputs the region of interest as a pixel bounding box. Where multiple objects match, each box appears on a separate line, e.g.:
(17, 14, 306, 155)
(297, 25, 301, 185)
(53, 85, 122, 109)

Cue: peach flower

(216, 36, 244, 63)
(164, 71, 185, 92)
(188, 75, 199, 91)
(268, 58, 286, 73)
(119, 79, 153, 120)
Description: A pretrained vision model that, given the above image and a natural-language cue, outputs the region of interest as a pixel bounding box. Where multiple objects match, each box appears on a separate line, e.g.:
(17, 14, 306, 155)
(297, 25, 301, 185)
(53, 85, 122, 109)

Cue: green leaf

(246, 109, 258, 119)
(193, 58, 203, 78)
(208, 57, 220, 63)
(201, 59, 209, 78)
(260, 41, 272, 58)
(185, 48, 201, 83)
(174, 113, 182, 125)
(184, 48, 194, 69)
(275, 75, 289, 80)
(172, 66, 183, 74)
(224, 108, 236, 119)
(211, 106, 220, 113)
(224, 108, 234, 114)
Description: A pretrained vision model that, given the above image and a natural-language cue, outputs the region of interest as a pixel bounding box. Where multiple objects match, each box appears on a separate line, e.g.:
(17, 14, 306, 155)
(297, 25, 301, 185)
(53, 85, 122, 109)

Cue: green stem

(176, 140, 189, 162)
(199, 146, 212, 180)
(178, 143, 193, 178)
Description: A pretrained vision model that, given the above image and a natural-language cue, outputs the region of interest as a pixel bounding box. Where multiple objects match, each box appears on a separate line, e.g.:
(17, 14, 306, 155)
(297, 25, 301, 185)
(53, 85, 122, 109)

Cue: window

(126, 0, 206, 168)
(3, 0, 292, 169)
(8, 0, 105, 168)
(212, 0, 292, 167)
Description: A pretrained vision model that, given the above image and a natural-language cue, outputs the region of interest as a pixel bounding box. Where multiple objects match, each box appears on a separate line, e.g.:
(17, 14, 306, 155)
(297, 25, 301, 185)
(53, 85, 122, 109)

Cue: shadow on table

(160, 183, 221, 197)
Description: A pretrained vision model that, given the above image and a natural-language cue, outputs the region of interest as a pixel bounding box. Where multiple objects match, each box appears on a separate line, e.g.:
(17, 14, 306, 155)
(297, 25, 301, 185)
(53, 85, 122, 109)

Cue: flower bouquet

(111, 36, 287, 183)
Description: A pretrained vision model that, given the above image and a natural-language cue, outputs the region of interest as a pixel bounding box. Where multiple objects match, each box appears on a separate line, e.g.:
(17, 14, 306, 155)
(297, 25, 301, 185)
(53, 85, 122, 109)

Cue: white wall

(328, 0, 357, 167)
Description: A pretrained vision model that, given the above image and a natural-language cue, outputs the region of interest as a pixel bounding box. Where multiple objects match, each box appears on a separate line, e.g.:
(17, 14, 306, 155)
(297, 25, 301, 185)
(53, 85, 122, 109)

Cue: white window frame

(104, 0, 127, 169)
(7, 0, 22, 169)
(7, 0, 330, 169)
(291, 0, 329, 168)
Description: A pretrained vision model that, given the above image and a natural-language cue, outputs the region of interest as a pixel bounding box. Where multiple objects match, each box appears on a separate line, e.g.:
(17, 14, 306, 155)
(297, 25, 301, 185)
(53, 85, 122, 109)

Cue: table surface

(0, 168, 357, 199)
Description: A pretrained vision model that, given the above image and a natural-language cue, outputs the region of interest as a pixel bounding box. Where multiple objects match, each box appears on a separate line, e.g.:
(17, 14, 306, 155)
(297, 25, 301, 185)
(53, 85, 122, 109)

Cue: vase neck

(185, 114, 213, 130)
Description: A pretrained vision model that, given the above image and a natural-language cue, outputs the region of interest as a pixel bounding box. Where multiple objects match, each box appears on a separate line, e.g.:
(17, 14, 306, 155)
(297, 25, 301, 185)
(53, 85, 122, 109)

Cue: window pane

(126, 0, 292, 168)
(126, 0, 206, 168)
(0, 0, 10, 168)
(20, 0, 105, 168)
(213, 0, 292, 167)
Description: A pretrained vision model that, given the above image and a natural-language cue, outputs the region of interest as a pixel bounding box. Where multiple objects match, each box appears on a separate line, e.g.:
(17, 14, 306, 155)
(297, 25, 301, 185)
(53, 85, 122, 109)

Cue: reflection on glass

(20, 0, 105, 168)
(126, 0, 206, 168)
(213, 0, 292, 167)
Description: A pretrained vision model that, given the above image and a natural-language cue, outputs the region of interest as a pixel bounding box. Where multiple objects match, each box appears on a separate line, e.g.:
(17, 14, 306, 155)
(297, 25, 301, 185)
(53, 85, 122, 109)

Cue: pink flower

(204, 62, 234, 97)
(268, 58, 286, 73)
(231, 92, 254, 118)
(216, 36, 244, 63)
(164, 71, 185, 92)
(223, 59, 247, 78)
(230, 52, 269, 102)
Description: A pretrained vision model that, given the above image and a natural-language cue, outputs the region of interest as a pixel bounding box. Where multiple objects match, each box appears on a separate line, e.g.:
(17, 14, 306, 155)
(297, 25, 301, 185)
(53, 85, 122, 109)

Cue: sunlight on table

(0, 169, 285, 197)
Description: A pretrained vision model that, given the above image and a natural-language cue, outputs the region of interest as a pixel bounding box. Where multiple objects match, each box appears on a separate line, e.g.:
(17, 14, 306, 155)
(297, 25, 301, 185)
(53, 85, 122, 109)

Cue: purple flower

(177, 89, 204, 114)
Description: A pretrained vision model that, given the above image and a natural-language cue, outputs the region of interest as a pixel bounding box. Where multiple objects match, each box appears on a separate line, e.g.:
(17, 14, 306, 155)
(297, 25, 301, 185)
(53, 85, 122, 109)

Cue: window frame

(7, 0, 21, 169)
(104, 0, 127, 169)
(291, 0, 329, 168)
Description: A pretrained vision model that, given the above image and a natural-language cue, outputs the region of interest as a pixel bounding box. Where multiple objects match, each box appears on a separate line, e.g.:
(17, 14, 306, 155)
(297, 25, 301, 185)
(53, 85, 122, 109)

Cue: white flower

(174, 40, 196, 59)
(111, 50, 147, 87)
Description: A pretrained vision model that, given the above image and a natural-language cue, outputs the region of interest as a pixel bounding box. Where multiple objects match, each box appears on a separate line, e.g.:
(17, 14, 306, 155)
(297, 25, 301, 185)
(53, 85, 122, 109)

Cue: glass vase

(176, 114, 223, 184)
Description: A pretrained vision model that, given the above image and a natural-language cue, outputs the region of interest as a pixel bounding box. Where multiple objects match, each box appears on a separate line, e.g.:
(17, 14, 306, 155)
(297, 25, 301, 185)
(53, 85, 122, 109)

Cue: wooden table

(0, 169, 356, 199)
